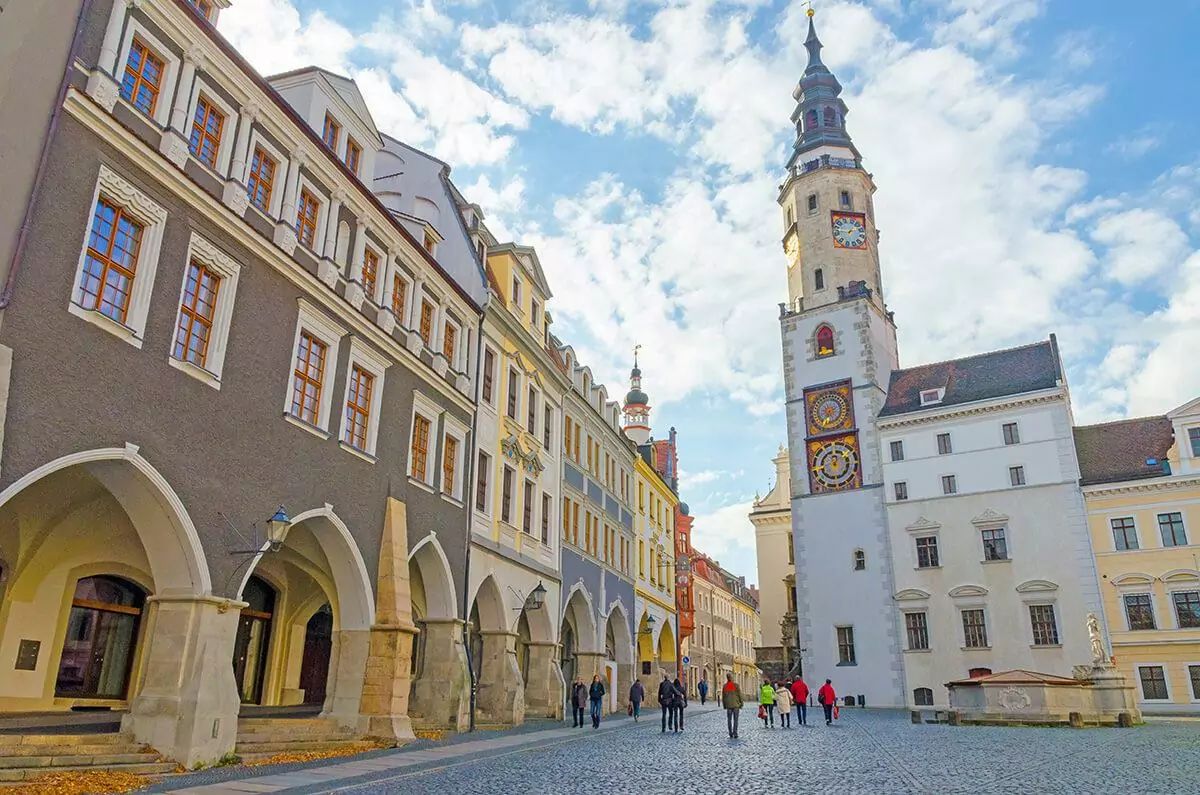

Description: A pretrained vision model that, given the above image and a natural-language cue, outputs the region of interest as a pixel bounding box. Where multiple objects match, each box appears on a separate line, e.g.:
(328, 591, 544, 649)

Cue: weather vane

(802, 0, 815, 17)
(634, 343, 642, 367)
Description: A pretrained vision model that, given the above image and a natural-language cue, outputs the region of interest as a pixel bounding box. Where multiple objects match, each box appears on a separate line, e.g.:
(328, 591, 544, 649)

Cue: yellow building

(634, 454, 678, 687)
(1076, 397, 1200, 714)
(731, 582, 761, 692)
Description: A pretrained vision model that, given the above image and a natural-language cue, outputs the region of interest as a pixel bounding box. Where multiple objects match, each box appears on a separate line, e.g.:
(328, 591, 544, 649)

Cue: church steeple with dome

(622, 346, 652, 445)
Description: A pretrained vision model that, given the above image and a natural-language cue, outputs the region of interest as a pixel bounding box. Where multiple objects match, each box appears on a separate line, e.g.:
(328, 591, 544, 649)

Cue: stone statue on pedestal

(1087, 613, 1107, 667)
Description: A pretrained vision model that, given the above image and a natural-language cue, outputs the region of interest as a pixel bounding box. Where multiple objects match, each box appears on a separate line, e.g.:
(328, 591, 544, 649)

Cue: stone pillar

(121, 595, 242, 768)
(523, 641, 565, 720)
(475, 631, 524, 725)
(159, 52, 199, 168)
(317, 192, 345, 287)
(87, 0, 132, 110)
(570, 651, 605, 715)
(357, 497, 418, 744)
(273, 154, 304, 254)
(344, 219, 368, 308)
(409, 618, 470, 730)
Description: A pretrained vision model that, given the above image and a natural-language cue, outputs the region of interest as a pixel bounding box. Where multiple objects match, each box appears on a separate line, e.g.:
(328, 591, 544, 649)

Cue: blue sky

(220, 0, 1200, 584)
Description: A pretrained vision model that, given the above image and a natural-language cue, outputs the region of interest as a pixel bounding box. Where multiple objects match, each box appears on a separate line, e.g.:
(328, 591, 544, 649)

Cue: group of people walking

(571, 671, 840, 739)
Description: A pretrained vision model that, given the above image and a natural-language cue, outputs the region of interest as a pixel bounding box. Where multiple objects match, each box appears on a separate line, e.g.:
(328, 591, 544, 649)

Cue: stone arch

(561, 582, 599, 653)
(469, 574, 508, 633)
(657, 619, 676, 664)
(408, 532, 457, 620)
(814, 324, 836, 358)
(604, 601, 634, 665)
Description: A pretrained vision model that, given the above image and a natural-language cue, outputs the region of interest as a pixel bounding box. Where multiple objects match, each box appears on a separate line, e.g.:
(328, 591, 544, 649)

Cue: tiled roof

(1074, 417, 1175, 486)
(946, 669, 1085, 687)
(879, 338, 1062, 417)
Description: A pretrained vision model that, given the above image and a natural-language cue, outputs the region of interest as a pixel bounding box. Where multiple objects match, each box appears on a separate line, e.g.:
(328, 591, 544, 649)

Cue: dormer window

(511, 276, 522, 310)
(920, 388, 944, 406)
(815, 324, 835, 358)
(322, 113, 340, 151)
(422, 230, 436, 255)
(531, 299, 540, 329)
(187, 0, 214, 20)
(1189, 427, 1200, 457)
(345, 137, 362, 176)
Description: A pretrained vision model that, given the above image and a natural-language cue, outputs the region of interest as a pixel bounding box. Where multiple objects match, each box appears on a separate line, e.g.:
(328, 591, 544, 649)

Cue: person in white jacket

(773, 682, 793, 728)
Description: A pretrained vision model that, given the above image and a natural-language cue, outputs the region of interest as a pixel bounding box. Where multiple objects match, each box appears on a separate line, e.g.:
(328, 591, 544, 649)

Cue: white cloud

(461, 174, 526, 242)
(1054, 30, 1098, 71)
(1090, 209, 1190, 284)
(1106, 130, 1163, 160)
(218, 0, 356, 75)
(689, 499, 759, 582)
(929, 0, 1043, 58)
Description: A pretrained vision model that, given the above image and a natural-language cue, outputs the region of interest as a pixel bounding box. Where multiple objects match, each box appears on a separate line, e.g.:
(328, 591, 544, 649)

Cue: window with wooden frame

(120, 38, 165, 118)
(419, 300, 434, 345)
(361, 248, 380, 300)
(541, 493, 551, 544)
(295, 189, 320, 249)
(543, 405, 552, 450)
(322, 113, 340, 151)
(188, 95, 225, 169)
(345, 137, 362, 175)
(443, 320, 457, 364)
(475, 451, 490, 513)
(482, 348, 496, 404)
(79, 197, 143, 324)
(527, 387, 538, 433)
(290, 330, 327, 425)
(442, 435, 458, 494)
(246, 146, 276, 213)
(410, 414, 431, 481)
(506, 368, 519, 419)
(501, 465, 514, 523)
(342, 365, 374, 452)
(172, 260, 221, 368)
(391, 272, 408, 322)
(522, 480, 534, 534)
(422, 230, 436, 254)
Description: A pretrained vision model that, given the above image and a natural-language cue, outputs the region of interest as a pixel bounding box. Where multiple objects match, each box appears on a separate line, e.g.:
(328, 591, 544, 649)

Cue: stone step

(237, 717, 339, 732)
(0, 732, 131, 747)
(235, 744, 377, 763)
(0, 761, 177, 783)
(0, 751, 161, 769)
(235, 729, 358, 744)
(235, 739, 379, 756)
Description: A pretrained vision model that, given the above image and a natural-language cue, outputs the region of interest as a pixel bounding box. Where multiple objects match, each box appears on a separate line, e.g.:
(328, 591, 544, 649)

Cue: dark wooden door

(299, 605, 333, 705)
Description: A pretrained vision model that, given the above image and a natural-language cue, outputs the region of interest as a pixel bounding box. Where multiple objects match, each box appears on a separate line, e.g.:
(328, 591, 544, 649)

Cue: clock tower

(778, 10, 904, 706)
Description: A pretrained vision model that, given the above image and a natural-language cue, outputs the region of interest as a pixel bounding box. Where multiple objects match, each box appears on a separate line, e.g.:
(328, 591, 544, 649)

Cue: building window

(1111, 517, 1138, 551)
(482, 348, 496, 404)
(543, 405, 552, 451)
(356, 248, 379, 301)
(815, 324, 835, 357)
(890, 440, 904, 461)
(1009, 466, 1025, 486)
(172, 261, 220, 368)
(120, 38, 165, 118)
(322, 113, 340, 151)
(937, 433, 952, 455)
(1003, 422, 1020, 445)
(814, 268, 824, 290)
(853, 549, 865, 570)
(1190, 427, 1200, 457)
(1138, 666, 1169, 700)
(807, 193, 818, 213)
(531, 299, 540, 327)
(443, 321, 457, 365)
(511, 276, 522, 309)
(1172, 591, 1200, 628)
(980, 527, 1008, 561)
(442, 434, 458, 494)
(540, 493, 551, 544)
(839, 190, 851, 208)
(941, 475, 957, 495)
(526, 387, 538, 434)
(422, 230, 436, 254)
(1189, 665, 1200, 700)
(913, 687, 934, 706)
(409, 414, 431, 481)
(246, 147, 276, 213)
(1124, 594, 1156, 631)
(1158, 512, 1188, 547)
(1029, 604, 1059, 646)
(187, 0, 214, 20)
(418, 300, 434, 346)
(188, 95, 225, 169)
(836, 626, 856, 665)
(905, 612, 929, 651)
(290, 331, 327, 425)
(475, 451, 490, 513)
(345, 137, 362, 175)
(79, 197, 143, 324)
(391, 273, 409, 322)
(962, 609, 988, 648)
(501, 466, 514, 523)
(894, 482, 908, 501)
(342, 365, 374, 452)
(506, 368, 519, 419)
(916, 536, 939, 568)
(295, 189, 320, 249)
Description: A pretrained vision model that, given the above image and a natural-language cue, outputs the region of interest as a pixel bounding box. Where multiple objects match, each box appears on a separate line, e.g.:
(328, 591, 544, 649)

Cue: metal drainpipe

(0, 0, 96, 315)
(460, 309, 486, 732)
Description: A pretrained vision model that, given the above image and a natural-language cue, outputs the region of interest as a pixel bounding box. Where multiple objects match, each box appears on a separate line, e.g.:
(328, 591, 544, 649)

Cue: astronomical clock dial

(807, 433, 862, 493)
(831, 212, 868, 249)
(809, 390, 849, 432)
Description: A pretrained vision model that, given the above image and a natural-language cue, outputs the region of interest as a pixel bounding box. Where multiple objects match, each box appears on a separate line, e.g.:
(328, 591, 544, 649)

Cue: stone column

(87, 0, 132, 110)
(159, 52, 200, 168)
(404, 279, 426, 355)
(345, 219, 368, 308)
(475, 630, 524, 725)
(409, 618, 470, 731)
(376, 252, 399, 332)
(121, 594, 242, 768)
(273, 153, 304, 254)
(221, 104, 256, 215)
(357, 497, 418, 744)
(317, 192, 345, 287)
(523, 641, 565, 720)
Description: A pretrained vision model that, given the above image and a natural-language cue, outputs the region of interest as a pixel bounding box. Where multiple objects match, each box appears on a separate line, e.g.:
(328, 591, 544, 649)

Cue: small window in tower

(807, 194, 818, 213)
(853, 549, 866, 571)
(786, 206, 794, 227)
(805, 109, 819, 132)
(825, 106, 838, 127)
(815, 324, 835, 358)
(814, 268, 824, 290)
(840, 191, 852, 209)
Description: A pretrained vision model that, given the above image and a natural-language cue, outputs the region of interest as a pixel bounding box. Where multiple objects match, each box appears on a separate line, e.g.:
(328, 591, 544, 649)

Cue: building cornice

(876, 387, 1064, 430)
(1082, 474, 1200, 497)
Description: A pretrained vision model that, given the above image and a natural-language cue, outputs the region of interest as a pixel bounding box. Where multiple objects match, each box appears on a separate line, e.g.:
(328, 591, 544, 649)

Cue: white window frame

(440, 415, 468, 503)
(167, 232, 241, 389)
(115, 20, 180, 128)
(480, 344, 498, 406)
(1109, 515, 1140, 551)
(338, 338, 389, 460)
(184, 77, 240, 177)
(293, 173, 329, 254)
(1134, 663, 1173, 702)
(914, 534, 940, 569)
(359, 242, 386, 305)
(1167, 587, 1200, 630)
(1002, 421, 1021, 445)
(409, 390, 442, 490)
(243, 130, 288, 220)
(1027, 601, 1061, 647)
(511, 275, 523, 313)
(443, 315, 463, 371)
(921, 388, 945, 406)
(283, 300, 345, 437)
(69, 165, 168, 349)
(1009, 465, 1026, 487)
(386, 260, 415, 328)
(893, 481, 908, 501)
(1186, 662, 1200, 703)
(1122, 591, 1157, 632)
(941, 474, 957, 495)
(959, 606, 991, 650)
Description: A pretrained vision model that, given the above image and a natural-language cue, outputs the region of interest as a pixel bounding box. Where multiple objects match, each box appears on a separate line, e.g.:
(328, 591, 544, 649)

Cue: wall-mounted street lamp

(508, 581, 548, 612)
(638, 614, 657, 635)
(218, 506, 292, 612)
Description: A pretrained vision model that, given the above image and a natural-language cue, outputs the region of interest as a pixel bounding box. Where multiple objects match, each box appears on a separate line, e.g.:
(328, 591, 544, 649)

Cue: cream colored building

(1076, 398, 1200, 714)
(634, 454, 678, 688)
(751, 445, 795, 682)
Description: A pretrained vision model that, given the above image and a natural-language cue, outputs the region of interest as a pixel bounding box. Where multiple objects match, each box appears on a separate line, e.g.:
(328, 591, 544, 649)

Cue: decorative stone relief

(376, 307, 396, 334)
(221, 180, 249, 217)
(317, 259, 340, 288)
(159, 132, 190, 169)
(431, 353, 449, 377)
(345, 281, 365, 310)
(405, 329, 424, 355)
(998, 687, 1031, 712)
(273, 223, 298, 257)
(501, 433, 545, 475)
(86, 71, 119, 112)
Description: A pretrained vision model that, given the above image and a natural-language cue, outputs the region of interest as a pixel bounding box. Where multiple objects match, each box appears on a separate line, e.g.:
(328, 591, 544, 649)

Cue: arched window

(815, 324, 835, 358)
(824, 106, 838, 128)
(853, 549, 866, 571)
(913, 687, 934, 706)
(814, 268, 825, 290)
(969, 667, 993, 679)
(805, 109, 819, 132)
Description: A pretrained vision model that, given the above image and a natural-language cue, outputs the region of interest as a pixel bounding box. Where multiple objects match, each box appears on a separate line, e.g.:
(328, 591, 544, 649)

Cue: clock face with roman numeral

(831, 212, 867, 249)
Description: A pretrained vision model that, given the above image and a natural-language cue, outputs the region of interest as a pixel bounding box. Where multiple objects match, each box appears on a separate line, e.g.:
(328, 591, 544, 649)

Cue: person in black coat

(588, 674, 607, 728)
(656, 672, 674, 733)
(629, 680, 645, 721)
(570, 677, 588, 728)
(670, 677, 687, 732)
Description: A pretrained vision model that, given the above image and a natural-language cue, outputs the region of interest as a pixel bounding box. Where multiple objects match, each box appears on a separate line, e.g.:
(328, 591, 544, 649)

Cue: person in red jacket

(789, 677, 810, 726)
(817, 679, 837, 725)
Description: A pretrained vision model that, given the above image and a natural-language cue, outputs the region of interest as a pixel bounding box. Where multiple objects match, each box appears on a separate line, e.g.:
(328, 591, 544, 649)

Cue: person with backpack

(758, 679, 777, 727)
(588, 674, 607, 729)
(657, 672, 674, 733)
(670, 677, 687, 732)
(570, 677, 588, 728)
(721, 672, 743, 739)
(818, 678, 837, 726)
(789, 677, 810, 726)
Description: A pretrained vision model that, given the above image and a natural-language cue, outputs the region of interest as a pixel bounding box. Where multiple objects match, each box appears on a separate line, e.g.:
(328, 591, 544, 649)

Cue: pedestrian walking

(789, 677, 809, 726)
(818, 678, 837, 726)
(670, 677, 687, 732)
(721, 672, 743, 739)
(774, 681, 792, 728)
(758, 679, 776, 727)
(629, 679, 645, 721)
(589, 674, 606, 729)
(657, 672, 674, 733)
(697, 677, 709, 705)
(570, 677, 588, 728)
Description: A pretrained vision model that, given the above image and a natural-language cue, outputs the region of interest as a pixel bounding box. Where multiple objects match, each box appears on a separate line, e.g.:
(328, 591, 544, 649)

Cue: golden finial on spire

(802, 0, 815, 17)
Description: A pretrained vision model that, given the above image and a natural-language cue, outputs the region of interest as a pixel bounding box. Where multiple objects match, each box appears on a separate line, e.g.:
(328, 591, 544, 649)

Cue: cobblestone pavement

(162, 706, 1200, 794)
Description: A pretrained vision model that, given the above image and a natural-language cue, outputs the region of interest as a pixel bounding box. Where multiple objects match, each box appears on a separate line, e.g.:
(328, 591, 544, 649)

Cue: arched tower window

(815, 324, 835, 358)
(824, 106, 838, 127)
(805, 109, 819, 132)
(913, 687, 933, 706)
(853, 549, 866, 570)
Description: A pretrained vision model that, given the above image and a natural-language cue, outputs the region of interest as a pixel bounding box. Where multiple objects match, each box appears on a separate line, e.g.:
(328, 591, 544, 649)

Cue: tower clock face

(811, 439, 859, 489)
(810, 391, 849, 431)
(831, 212, 867, 249)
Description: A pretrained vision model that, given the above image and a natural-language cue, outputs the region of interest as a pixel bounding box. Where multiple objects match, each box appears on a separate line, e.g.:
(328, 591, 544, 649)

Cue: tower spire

(804, 8, 826, 74)
(786, 6, 860, 171)
(623, 345, 651, 445)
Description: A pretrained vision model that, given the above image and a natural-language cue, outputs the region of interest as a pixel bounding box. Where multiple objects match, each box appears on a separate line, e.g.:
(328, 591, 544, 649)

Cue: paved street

(158, 705, 1200, 794)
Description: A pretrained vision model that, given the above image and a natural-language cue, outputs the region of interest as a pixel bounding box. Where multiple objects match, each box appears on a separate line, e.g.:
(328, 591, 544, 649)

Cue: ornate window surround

(167, 231, 241, 389)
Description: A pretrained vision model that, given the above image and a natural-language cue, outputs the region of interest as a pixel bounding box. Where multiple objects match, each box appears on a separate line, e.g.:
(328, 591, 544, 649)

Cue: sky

(218, 0, 1200, 585)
